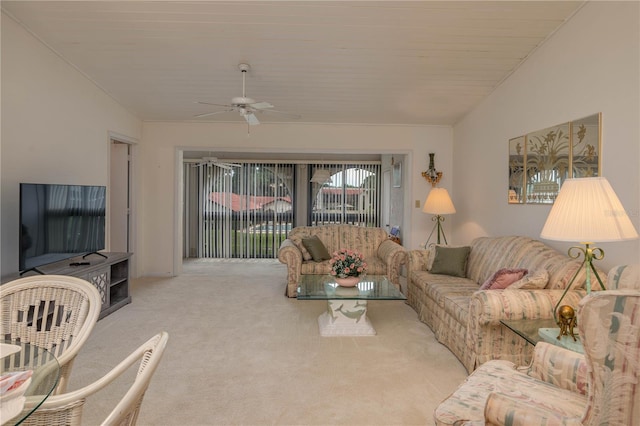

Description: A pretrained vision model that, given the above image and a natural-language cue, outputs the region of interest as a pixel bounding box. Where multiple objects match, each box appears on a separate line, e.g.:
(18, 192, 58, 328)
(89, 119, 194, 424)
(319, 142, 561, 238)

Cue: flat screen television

(20, 183, 106, 272)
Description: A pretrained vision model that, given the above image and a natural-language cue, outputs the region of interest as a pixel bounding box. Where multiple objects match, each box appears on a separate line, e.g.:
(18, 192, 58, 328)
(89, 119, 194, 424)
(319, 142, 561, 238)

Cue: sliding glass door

(184, 160, 381, 259)
(309, 163, 380, 227)
(184, 162, 294, 258)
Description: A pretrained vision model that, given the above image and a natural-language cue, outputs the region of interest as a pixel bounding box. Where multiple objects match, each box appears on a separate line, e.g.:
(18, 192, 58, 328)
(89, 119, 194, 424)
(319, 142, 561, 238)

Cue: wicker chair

(0, 275, 102, 394)
(20, 331, 169, 426)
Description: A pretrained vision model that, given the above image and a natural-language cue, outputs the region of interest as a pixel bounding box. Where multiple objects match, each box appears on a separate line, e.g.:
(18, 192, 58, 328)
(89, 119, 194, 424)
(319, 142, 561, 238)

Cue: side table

(538, 328, 584, 354)
(500, 319, 584, 354)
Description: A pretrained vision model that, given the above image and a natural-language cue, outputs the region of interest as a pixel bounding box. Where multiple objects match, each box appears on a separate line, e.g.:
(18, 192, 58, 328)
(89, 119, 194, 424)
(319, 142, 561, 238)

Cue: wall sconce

(421, 153, 442, 187)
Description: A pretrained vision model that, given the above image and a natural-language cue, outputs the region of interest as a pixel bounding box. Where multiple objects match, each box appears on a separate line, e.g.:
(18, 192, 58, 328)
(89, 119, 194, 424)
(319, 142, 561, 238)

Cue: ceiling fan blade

(196, 101, 233, 107)
(213, 162, 242, 169)
(214, 163, 233, 170)
(194, 109, 235, 118)
(258, 109, 301, 119)
(244, 113, 260, 126)
(250, 101, 273, 110)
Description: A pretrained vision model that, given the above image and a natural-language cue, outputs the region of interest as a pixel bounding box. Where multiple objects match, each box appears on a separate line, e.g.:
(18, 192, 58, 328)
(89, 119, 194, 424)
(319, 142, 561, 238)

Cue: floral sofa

(406, 235, 606, 373)
(434, 264, 640, 425)
(277, 224, 407, 297)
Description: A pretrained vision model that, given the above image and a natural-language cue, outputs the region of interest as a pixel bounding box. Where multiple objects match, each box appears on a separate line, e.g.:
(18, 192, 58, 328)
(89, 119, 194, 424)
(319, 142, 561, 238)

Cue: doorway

(109, 139, 133, 253)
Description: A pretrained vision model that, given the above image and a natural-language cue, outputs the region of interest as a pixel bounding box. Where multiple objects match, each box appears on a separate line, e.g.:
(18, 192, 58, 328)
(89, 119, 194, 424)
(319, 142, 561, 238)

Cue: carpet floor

(69, 259, 467, 425)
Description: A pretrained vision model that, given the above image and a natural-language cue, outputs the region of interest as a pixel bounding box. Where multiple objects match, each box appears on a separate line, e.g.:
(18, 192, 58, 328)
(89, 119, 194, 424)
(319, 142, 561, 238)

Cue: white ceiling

(2, 1, 585, 126)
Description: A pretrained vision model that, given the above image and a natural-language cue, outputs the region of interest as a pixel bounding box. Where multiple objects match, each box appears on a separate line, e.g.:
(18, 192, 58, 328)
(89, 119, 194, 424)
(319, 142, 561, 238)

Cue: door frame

(108, 131, 138, 275)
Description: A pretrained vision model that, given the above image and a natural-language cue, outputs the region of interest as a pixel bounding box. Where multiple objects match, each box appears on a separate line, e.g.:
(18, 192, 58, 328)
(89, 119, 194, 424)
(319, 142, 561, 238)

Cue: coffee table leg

(317, 299, 376, 336)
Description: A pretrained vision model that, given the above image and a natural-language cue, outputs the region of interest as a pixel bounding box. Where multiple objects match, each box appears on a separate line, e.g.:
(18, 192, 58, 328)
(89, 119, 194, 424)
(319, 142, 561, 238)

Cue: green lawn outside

(229, 230, 288, 258)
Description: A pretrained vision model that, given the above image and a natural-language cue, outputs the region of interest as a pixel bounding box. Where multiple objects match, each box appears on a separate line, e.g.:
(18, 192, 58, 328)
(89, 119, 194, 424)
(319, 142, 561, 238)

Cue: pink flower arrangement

(329, 248, 367, 278)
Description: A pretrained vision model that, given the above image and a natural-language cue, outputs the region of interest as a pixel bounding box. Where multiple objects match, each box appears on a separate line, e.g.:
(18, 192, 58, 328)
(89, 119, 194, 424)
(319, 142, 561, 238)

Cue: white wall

(0, 14, 141, 278)
(453, 1, 640, 269)
(139, 122, 452, 276)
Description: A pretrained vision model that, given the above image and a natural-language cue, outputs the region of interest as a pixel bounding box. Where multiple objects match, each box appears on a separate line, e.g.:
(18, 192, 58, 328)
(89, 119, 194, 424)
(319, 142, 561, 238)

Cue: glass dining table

(1, 341, 60, 425)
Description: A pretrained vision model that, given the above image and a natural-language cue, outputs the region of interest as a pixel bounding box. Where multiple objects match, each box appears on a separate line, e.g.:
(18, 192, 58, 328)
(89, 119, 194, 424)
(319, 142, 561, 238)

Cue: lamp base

(552, 243, 606, 324)
(425, 215, 447, 245)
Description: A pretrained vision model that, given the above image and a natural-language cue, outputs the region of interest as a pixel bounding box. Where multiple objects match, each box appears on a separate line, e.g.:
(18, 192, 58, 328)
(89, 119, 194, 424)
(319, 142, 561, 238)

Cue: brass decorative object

(422, 153, 442, 187)
(557, 305, 577, 341)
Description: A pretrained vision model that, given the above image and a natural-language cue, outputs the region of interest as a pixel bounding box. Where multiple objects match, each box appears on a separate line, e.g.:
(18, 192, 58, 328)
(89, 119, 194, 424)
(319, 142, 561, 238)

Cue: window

(309, 163, 380, 227)
(184, 160, 382, 259)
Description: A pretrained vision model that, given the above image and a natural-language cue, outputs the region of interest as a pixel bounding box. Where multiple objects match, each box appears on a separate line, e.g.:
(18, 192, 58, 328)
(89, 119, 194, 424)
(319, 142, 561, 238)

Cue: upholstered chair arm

(278, 239, 303, 297)
(463, 289, 586, 372)
(484, 392, 583, 426)
(377, 238, 405, 263)
(606, 264, 640, 289)
(277, 239, 302, 264)
(405, 249, 431, 282)
(377, 239, 407, 289)
(470, 289, 587, 324)
(523, 342, 587, 395)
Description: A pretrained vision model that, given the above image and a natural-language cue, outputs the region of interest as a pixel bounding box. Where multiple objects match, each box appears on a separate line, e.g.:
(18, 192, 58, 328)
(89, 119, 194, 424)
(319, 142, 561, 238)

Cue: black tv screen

(20, 183, 106, 271)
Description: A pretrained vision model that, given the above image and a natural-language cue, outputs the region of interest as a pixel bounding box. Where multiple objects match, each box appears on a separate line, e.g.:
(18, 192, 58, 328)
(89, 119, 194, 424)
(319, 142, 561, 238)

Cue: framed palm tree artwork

(507, 113, 601, 204)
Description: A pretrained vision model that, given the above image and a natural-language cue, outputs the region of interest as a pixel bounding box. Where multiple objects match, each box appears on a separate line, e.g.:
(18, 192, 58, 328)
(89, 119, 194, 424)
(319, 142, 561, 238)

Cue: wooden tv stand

(23, 252, 132, 320)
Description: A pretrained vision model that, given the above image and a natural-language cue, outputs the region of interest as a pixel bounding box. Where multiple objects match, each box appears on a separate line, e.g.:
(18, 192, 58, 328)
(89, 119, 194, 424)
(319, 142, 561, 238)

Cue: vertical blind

(184, 162, 295, 258)
(184, 160, 380, 259)
(309, 163, 380, 227)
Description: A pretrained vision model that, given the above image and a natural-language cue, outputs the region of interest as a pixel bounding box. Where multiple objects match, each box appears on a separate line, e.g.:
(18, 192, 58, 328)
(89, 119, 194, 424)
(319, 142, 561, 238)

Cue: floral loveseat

(406, 235, 606, 373)
(278, 224, 407, 297)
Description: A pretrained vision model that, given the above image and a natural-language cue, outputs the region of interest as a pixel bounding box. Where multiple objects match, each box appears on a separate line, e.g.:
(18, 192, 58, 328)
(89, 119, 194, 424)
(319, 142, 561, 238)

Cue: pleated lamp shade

(423, 188, 456, 215)
(541, 177, 638, 242)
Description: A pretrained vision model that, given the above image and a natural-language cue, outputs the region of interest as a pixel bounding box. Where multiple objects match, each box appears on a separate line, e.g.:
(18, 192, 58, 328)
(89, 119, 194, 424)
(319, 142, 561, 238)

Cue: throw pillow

(289, 234, 313, 261)
(509, 268, 549, 289)
(429, 245, 471, 278)
(301, 235, 331, 262)
(480, 268, 528, 290)
(424, 244, 468, 271)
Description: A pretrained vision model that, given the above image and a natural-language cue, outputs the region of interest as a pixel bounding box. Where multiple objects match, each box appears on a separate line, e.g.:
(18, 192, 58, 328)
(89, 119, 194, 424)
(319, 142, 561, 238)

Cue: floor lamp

(423, 188, 456, 245)
(540, 177, 638, 326)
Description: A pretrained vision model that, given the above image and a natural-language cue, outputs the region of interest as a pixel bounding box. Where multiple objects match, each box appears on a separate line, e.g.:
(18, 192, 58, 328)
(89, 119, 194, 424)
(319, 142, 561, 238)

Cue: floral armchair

(434, 264, 640, 425)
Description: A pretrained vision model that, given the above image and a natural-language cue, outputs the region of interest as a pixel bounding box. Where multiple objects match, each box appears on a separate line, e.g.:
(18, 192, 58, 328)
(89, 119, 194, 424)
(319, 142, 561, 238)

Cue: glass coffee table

(297, 274, 406, 336)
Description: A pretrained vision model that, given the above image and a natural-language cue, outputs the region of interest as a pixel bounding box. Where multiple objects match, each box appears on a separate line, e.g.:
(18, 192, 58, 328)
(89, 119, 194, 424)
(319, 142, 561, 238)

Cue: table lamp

(540, 177, 638, 324)
(423, 188, 456, 245)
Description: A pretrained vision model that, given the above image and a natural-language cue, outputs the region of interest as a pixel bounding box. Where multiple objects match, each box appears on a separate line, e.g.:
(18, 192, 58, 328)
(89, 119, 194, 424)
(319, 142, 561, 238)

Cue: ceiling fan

(195, 63, 301, 125)
(190, 157, 242, 170)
